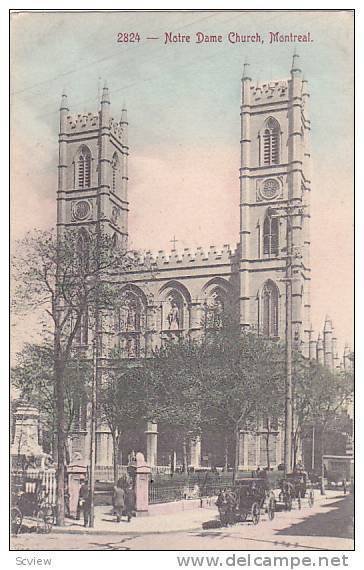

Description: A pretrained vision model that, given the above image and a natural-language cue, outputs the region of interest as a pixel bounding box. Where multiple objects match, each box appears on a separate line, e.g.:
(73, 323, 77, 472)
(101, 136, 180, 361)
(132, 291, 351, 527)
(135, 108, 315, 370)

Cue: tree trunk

(55, 349, 66, 526)
(320, 425, 326, 495)
(112, 431, 119, 484)
(182, 439, 188, 474)
(265, 433, 271, 471)
(224, 435, 229, 472)
(233, 427, 240, 484)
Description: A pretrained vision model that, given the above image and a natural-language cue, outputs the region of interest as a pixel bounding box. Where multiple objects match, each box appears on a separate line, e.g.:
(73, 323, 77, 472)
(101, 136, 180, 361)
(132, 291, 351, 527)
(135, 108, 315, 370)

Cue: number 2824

(117, 33, 141, 43)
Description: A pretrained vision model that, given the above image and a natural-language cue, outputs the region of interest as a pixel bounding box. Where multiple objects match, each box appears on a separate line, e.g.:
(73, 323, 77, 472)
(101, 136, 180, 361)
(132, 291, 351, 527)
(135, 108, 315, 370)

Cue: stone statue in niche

(125, 297, 140, 332)
(167, 296, 180, 330)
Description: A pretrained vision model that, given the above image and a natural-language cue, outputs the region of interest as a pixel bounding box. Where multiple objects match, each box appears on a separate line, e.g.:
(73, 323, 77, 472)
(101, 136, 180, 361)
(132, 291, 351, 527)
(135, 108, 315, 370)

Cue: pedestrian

(124, 484, 136, 522)
(225, 489, 237, 526)
(343, 479, 347, 494)
(113, 481, 125, 523)
(77, 478, 90, 525)
(215, 489, 227, 526)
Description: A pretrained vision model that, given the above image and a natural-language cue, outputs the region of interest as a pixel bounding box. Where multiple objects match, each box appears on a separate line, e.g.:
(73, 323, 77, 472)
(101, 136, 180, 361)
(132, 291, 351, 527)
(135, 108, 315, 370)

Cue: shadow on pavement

(277, 496, 353, 540)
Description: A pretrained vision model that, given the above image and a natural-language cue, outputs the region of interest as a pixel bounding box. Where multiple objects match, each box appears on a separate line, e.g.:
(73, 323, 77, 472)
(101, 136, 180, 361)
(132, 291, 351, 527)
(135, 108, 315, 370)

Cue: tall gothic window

(75, 307, 89, 346)
(76, 229, 90, 272)
(76, 146, 91, 189)
(263, 213, 279, 257)
(111, 152, 119, 193)
(115, 291, 145, 358)
(261, 281, 279, 338)
(263, 117, 280, 165)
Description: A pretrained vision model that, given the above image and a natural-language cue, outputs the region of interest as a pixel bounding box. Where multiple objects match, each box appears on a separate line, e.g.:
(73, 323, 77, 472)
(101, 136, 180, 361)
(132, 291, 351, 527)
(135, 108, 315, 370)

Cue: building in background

(56, 56, 350, 470)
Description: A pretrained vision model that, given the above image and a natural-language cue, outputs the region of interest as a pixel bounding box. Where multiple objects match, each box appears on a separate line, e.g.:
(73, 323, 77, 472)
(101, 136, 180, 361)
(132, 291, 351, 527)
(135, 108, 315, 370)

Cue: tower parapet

(56, 86, 129, 249)
(239, 57, 310, 345)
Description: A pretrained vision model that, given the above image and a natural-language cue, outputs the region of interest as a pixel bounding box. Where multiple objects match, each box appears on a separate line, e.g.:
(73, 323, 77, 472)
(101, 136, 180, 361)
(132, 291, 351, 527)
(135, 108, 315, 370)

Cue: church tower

(239, 56, 311, 355)
(57, 86, 129, 249)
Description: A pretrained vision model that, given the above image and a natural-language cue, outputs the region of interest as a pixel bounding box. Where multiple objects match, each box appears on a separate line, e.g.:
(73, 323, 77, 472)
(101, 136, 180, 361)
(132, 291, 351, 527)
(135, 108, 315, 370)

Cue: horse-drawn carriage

(11, 474, 55, 535)
(278, 471, 314, 511)
(217, 478, 276, 526)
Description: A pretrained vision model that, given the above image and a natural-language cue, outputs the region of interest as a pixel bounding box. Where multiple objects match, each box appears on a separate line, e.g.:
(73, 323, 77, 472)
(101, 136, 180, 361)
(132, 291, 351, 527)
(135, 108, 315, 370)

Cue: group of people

(215, 489, 237, 527)
(76, 476, 136, 527)
(112, 479, 136, 523)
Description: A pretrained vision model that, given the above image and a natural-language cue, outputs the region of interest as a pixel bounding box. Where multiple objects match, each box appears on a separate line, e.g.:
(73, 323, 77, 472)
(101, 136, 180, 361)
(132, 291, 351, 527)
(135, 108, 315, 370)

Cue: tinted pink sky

(11, 11, 354, 355)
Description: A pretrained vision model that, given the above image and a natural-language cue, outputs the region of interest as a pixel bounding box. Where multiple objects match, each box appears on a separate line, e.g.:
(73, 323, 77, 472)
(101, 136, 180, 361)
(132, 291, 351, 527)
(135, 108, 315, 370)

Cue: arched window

(75, 307, 89, 346)
(205, 288, 227, 330)
(76, 146, 91, 189)
(262, 117, 280, 165)
(111, 152, 119, 193)
(164, 290, 184, 331)
(115, 291, 146, 358)
(263, 213, 279, 257)
(76, 229, 90, 272)
(112, 233, 118, 248)
(261, 281, 279, 338)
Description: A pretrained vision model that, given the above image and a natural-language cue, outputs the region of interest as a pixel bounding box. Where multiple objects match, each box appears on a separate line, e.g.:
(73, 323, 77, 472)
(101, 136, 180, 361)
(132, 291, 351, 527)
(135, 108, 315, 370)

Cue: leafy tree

(12, 228, 140, 525)
(293, 356, 353, 473)
(201, 327, 285, 479)
(11, 342, 91, 462)
(143, 339, 206, 473)
(98, 354, 156, 483)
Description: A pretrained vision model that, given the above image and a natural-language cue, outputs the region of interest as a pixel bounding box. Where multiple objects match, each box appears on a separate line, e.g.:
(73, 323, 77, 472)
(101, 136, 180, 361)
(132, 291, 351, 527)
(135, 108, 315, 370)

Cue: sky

(10, 10, 354, 354)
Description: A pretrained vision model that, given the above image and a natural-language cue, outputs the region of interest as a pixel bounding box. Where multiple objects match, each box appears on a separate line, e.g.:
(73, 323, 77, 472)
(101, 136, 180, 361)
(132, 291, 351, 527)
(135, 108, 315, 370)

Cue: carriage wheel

(11, 507, 22, 536)
(308, 490, 314, 508)
(251, 503, 260, 525)
(268, 499, 275, 520)
(37, 504, 54, 534)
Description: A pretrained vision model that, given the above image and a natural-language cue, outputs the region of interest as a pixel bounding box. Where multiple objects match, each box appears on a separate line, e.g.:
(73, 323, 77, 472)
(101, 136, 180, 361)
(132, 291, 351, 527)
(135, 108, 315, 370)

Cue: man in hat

(77, 478, 91, 526)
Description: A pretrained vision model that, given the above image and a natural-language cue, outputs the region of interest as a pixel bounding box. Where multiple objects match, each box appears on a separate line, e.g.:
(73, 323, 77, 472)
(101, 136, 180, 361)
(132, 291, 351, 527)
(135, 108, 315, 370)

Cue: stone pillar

(323, 317, 333, 370)
(289, 55, 304, 346)
(189, 301, 202, 340)
(317, 334, 324, 364)
(135, 452, 151, 514)
(67, 464, 87, 518)
(189, 436, 201, 468)
(256, 434, 261, 468)
(11, 402, 44, 458)
(239, 64, 252, 331)
(145, 421, 158, 467)
(96, 431, 113, 466)
(308, 325, 316, 360)
(239, 432, 249, 468)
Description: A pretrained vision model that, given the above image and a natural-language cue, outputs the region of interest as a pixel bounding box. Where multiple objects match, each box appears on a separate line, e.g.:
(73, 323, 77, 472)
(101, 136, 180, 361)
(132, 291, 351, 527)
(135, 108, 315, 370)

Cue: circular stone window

(73, 200, 91, 221)
(261, 178, 279, 200)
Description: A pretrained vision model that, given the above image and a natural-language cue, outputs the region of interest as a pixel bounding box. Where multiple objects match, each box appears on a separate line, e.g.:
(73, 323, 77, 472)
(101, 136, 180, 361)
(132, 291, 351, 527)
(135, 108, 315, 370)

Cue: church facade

(57, 57, 336, 470)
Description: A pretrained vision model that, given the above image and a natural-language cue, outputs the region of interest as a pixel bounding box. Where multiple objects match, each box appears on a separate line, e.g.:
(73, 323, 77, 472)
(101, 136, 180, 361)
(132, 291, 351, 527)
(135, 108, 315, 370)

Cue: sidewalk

(52, 503, 215, 535)
(49, 489, 343, 536)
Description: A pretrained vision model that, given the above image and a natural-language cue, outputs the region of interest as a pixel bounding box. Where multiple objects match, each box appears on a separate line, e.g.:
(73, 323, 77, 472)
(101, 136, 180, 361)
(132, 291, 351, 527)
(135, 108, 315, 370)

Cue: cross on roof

(170, 235, 179, 250)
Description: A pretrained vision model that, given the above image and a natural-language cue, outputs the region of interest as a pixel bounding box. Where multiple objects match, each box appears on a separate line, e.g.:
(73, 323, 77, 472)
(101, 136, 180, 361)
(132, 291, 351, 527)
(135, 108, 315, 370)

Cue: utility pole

(88, 337, 97, 527)
(284, 206, 293, 476)
(269, 203, 304, 476)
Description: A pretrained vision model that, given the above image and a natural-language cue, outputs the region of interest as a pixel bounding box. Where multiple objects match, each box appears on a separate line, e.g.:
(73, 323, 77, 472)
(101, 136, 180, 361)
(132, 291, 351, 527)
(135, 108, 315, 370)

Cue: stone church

(56, 56, 346, 470)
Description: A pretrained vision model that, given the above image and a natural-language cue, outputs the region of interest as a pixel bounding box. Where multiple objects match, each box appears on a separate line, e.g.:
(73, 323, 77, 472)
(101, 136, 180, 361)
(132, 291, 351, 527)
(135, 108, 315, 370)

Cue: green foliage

(11, 342, 91, 450)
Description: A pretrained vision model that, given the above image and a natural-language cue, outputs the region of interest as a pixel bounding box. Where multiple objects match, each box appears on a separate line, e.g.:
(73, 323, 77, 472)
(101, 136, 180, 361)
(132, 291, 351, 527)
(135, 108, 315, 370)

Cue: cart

(217, 478, 276, 526)
(278, 472, 314, 510)
(11, 475, 55, 534)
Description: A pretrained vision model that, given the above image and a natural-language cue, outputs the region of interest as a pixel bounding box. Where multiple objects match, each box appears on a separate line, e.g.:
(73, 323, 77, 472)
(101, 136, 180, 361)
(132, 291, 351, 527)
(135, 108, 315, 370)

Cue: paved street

(11, 493, 353, 551)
